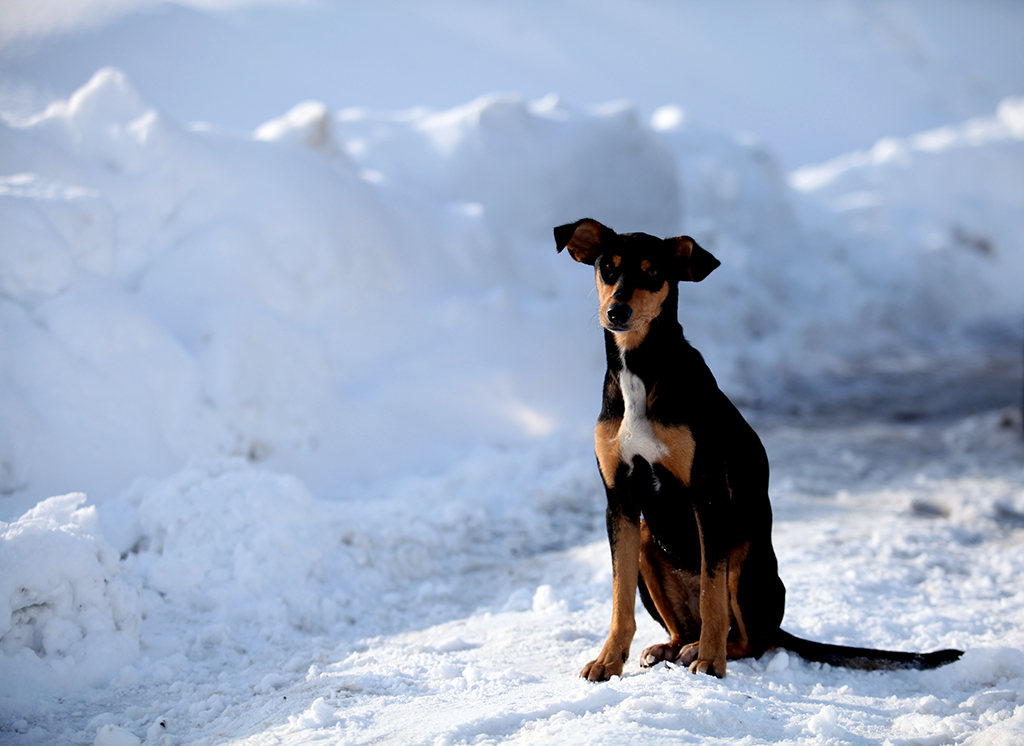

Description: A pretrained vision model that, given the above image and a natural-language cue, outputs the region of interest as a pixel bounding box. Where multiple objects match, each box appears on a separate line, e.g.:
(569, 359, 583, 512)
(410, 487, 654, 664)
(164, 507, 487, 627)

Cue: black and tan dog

(555, 218, 963, 682)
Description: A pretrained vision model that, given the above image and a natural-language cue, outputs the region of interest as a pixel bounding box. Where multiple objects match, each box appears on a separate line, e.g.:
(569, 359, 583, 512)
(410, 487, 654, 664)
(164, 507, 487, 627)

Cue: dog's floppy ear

(670, 236, 720, 282)
(554, 219, 614, 265)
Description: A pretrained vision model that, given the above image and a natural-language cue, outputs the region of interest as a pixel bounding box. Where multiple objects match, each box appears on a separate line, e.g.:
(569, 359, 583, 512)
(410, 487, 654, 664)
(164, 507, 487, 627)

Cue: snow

(0, 493, 139, 692)
(1, 3, 1024, 745)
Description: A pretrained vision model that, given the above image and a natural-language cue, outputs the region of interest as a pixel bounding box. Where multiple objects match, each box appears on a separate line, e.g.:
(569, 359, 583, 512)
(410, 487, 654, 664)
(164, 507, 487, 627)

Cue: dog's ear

(670, 236, 720, 282)
(554, 219, 614, 265)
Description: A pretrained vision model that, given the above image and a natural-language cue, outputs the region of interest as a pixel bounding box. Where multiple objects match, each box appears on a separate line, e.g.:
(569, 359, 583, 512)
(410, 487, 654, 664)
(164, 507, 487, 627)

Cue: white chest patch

(617, 366, 667, 467)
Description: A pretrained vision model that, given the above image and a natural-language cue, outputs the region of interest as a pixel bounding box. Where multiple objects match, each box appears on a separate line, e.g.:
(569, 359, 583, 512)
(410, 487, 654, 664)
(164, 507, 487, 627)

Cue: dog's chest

(616, 365, 667, 466)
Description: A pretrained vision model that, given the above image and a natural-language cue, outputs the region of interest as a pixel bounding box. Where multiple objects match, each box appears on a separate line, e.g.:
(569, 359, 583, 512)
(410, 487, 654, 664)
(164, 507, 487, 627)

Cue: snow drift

(1, 66, 1023, 745)
(0, 493, 139, 692)
(2, 68, 1021, 511)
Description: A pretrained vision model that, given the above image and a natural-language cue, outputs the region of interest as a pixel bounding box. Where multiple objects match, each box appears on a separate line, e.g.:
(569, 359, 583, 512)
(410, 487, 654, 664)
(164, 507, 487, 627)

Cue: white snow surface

(1, 4, 1024, 745)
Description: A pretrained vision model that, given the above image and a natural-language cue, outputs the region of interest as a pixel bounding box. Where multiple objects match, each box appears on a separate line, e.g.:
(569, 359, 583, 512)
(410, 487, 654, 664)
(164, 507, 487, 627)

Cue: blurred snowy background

(1, 2, 1023, 745)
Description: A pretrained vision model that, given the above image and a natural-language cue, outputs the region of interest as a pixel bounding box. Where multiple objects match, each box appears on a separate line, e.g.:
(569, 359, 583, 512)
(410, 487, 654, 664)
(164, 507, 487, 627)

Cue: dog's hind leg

(725, 541, 755, 660)
(638, 521, 701, 667)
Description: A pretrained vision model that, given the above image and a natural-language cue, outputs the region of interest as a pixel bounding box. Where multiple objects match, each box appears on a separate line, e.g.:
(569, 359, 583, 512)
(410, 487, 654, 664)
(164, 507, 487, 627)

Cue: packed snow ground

(4, 409, 1024, 745)
(3, 4, 1024, 745)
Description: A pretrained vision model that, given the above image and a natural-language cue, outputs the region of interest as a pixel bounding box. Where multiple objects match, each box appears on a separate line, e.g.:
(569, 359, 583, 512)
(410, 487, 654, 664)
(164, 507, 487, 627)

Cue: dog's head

(554, 218, 719, 348)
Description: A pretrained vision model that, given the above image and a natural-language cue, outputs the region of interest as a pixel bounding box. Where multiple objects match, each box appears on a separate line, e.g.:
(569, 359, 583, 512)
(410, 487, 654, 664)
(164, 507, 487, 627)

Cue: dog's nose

(606, 303, 632, 328)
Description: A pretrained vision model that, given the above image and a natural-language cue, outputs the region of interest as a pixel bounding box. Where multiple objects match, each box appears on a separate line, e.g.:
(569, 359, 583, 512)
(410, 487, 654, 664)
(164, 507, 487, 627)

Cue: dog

(555, 218, 964, 682)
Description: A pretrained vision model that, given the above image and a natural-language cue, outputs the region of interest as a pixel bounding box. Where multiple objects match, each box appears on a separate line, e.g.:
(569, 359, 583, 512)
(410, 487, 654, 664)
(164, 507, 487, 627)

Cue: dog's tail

(773, 629, 963, 671)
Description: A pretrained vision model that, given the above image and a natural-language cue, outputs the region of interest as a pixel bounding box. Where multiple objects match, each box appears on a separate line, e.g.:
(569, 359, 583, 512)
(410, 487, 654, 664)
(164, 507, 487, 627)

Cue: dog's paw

(677, 642, 700, 666)
(676, 643, 726, 677)
(640, 642, 682, 668)
(688, 658, 726, 678)
(580, 658, 624, 682)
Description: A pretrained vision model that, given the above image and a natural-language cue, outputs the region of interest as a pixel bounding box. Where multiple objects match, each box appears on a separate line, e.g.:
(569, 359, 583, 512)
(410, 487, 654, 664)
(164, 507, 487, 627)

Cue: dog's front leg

(581, 505, 641, 681)
(687, 556, 730, 677)
(679, 482, 732, 678)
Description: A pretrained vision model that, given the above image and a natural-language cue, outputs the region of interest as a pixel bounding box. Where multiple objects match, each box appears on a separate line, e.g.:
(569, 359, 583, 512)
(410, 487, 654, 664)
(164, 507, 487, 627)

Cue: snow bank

(1, 68, 1024, 744)
(0, 493, 139, 697)
(105, 439, 599, 639)
(0, 68, 403, 507)
(329, 94, 682, 243)
(0, 440, 603, 738)
(4, 69, 1022, 515)
(790, 96, 1024, 367)
(0, 70, 687, 511)
(0, 434, 599, 692)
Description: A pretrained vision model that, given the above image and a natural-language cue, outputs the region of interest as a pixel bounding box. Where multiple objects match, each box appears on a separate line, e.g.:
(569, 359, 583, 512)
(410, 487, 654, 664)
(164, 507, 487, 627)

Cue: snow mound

(3, 65, 1023, 531)
(789, 95, 1024, 359)
(419, 94, 682, 241)
(0, 67, 403, 507)
(791, 96, 1024, 191)
(118, 464, 339, 634)
(0, 70, 706, 510)
(104, 440, 600, 641)
(1, 61, 1023, 746)
(254, 100, 344, 156)
(0, 493, 140, 694)
(93, 724, 141, 746)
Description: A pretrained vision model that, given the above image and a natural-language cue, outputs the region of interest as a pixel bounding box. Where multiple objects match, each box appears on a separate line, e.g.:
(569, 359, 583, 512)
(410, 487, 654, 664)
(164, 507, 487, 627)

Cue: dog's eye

(648, 268, 659, 278)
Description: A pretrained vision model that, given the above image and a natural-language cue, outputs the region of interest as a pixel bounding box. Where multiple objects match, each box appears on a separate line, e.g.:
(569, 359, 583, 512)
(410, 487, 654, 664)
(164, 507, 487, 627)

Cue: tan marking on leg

(692, 557, 730, 677)
(651, 423, 695, 487)
(639, 521, 682, 639)
(581, 515, 641, 681)
(726, 541, 752, 660)
(594, 418, 622, 490)
(639, 521, 700, 667)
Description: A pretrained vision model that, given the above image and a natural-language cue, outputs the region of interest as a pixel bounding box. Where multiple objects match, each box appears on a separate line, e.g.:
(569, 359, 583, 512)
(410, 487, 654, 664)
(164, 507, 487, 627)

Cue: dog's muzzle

(605, 302, 632, 330)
